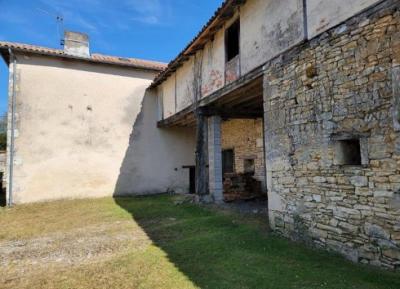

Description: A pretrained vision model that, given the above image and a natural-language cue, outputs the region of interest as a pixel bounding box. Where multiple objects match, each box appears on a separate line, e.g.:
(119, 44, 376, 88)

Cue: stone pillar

(208, 115, 223, 202)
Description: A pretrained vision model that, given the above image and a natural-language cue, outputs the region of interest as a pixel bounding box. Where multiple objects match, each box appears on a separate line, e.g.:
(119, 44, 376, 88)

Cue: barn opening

(205, 76, 266, 202)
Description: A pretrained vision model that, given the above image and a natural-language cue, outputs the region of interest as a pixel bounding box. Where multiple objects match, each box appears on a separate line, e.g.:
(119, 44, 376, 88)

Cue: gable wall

(6, 55, 195, 203)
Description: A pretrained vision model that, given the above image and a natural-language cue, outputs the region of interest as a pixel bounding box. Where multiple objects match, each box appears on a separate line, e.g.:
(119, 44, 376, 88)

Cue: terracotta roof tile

(0, 41, 167, 71)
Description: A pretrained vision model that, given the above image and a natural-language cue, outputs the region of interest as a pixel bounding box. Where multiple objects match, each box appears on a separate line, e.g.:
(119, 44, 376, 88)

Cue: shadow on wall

(113, 89, 196, 197)
(0, 172, 5, 207)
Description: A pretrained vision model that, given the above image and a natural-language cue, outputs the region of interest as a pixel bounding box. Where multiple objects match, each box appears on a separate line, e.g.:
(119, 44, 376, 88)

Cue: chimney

(63, 31, 90, 58)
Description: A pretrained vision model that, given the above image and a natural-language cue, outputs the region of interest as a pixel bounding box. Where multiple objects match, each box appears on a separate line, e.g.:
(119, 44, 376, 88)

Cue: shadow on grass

(113, 195, 400, 289)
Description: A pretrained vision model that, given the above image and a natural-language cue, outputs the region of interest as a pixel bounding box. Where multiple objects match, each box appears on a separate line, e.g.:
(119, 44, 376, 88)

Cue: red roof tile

(0, 41, 167, 71)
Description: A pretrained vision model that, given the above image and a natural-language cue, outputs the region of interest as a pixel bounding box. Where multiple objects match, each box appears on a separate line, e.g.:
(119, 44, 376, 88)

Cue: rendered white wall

(307, 0, 382, 38)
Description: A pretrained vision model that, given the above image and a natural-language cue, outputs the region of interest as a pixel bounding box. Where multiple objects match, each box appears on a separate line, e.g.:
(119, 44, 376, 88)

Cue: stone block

(389, 175, 400, 183)
(339, 222, 359, 233)
(313, 194, 322, 203)
(374, 191, 394, 198)
(310, 227, 328, 239)
(365, 223, 390, 240)
(350, 176, 368, 187)
(317, 223, 343, 235)
(313, 176, 327, 183)
(382, 249, 400, 260)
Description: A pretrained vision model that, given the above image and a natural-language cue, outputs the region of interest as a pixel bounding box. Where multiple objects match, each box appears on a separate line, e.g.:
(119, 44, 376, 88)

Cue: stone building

(1, 0, 399, 269)
(151, 0, 400, 268)
(0, 32, 197, 204)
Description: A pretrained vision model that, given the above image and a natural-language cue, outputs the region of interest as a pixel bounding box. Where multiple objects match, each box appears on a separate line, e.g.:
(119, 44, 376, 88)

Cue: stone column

(208, 115, 223, 202)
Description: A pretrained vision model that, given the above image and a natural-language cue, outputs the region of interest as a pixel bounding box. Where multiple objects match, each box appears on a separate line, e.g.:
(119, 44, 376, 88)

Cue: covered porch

(158, 72, 266, 203)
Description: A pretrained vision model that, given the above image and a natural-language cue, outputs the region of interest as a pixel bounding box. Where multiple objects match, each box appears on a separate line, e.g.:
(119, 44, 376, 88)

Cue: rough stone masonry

(264, 0, 400, 269)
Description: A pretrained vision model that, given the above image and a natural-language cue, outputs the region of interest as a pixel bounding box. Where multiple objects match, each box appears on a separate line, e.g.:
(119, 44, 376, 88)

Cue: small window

(225, 20, 240, 62)
(244, 159, 255, 175)
(222, 149, 235, 174)
(334, 139, 362, 165)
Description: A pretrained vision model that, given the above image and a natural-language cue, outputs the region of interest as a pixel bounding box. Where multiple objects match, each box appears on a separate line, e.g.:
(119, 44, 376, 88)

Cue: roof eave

(0, 46, 166, 72)
(149, 0, 246, 89)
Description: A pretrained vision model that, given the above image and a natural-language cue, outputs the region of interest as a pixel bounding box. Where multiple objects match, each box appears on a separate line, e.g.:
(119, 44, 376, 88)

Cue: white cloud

(126, 0, 171, 25)
(66, 12, 99, 33)
(127, 0, 162, 15)
(131, 15, 159, 25)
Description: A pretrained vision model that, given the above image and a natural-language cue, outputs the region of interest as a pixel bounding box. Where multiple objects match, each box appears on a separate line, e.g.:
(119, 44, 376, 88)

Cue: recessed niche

(334, 139, 362, 166)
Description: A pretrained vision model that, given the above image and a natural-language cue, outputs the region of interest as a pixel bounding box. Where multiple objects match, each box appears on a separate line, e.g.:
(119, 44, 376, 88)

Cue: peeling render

(225, 55, 240, 84)
(176, 57, 195, 112)
(240, 0, 305, 75)
(201, 29, 225, 97)
(307, 0, 382, 38)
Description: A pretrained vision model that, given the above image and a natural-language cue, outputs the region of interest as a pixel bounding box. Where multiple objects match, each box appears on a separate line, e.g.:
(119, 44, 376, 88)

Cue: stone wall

(221, 119, 265, 184)
(264, 0, 400, 269)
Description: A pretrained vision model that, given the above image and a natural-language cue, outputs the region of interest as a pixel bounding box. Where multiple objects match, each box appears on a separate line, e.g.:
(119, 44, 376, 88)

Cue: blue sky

(0, 0, 223, 115)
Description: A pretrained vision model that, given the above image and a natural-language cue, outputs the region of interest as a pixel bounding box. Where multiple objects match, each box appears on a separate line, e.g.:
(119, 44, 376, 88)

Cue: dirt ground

(1, 220, 151, 287)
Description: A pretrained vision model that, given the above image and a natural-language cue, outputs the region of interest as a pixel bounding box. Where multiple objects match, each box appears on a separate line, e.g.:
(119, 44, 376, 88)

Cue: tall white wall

(115, 89, 196, 196)
(176, 58, 195, 111)
(241, 0, 305, 75)
(307, 0, 382, 38)
(161, 75, 176, 118)
(201, 29, 225, 97)
(8, 54, 195, 203)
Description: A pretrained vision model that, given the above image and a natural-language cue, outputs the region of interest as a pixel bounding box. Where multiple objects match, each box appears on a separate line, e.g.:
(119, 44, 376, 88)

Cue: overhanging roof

(149, 0, 246, 89)
(158, 64, 264, 127)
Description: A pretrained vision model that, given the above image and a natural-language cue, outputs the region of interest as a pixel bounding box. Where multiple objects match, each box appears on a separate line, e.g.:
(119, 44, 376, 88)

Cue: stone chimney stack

(63, 31, 90, 58)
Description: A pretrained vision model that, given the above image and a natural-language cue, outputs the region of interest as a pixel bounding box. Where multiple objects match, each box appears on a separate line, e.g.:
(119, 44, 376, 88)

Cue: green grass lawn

(0, 195, 399, 289)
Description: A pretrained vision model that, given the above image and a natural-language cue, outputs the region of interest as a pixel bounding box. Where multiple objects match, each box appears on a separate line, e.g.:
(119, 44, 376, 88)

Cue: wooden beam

(202, 107, 262, 119)
(157, 65, 264, 128)
(228, 95, 263, 110)
(195, 110, 209, 195)
(199, 67, 264, 107)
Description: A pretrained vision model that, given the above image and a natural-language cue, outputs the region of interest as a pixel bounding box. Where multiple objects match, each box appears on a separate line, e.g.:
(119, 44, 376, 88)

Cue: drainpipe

(7, 48, 17, 207)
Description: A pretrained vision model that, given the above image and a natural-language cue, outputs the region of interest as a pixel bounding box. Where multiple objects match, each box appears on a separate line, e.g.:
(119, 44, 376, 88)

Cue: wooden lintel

(202, 107, 262, 119)
(199, 66, 264, 107)
(227, 94, 263, 109)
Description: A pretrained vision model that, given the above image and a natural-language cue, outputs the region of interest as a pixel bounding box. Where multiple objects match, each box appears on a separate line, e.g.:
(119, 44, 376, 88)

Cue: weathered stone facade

(221, 118, 265, 184)
(264, 0, 400, 268)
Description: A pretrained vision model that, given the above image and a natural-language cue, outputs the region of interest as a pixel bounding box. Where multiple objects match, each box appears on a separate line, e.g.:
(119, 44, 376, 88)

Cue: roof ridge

(0, 41, 167, 71)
